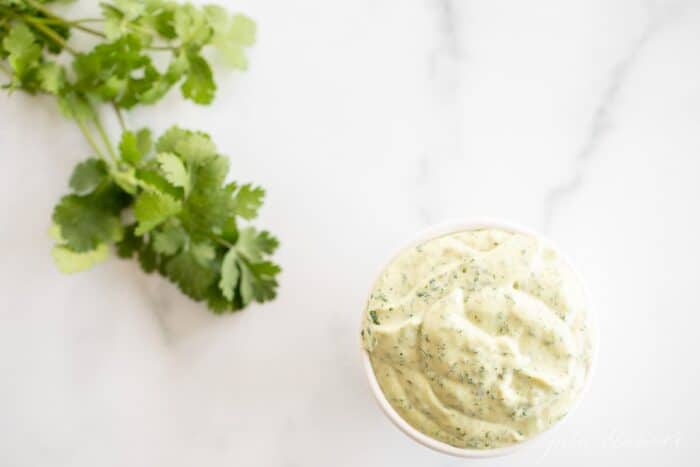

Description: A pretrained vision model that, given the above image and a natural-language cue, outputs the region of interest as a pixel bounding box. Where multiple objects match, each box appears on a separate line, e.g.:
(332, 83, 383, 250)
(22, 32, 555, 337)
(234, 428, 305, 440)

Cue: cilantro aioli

(362, 228, 593, 450)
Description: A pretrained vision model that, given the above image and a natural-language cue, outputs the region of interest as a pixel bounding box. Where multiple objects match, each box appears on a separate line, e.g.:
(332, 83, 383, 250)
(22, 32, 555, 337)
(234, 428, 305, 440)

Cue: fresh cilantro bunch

(1, 0, 280, 313)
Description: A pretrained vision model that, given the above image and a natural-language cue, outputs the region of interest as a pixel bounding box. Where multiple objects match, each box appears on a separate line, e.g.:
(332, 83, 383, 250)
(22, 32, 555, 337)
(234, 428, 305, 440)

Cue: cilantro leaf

(135, 167, 181, 199)
(181, 52, 216, 105)
(202, 5, 229, 32)
(236, 227, 278, 262)
(52, 183, 130, 252)
(217, 227, 280, 307)
(154, 125, 219, 163)
(206, 287, 236, 314)
(155, 126, 191, 154)
(135, 128, 152, 155)
(229, 14, 256, 46)
(137, 236, 160, 273)
(238, 259, 279, 305)
(152, 223, 187, 255)
(165, 249, 216, 300)
(115, 223, 140, 258)
(173, 4, 212, 47)
(179, 154, 230, 234)
(101, 5, 127, 41)
(52, 244, 109, 273)
(219, 247, 240, 301)
(191, 241, 216, 266)
(231, 183, 265, 220)
(111, 166, 139, 194)
(119, 128, 153, 165)
(101, 0, 146, 40)
(219, 14, 256, 69)
(148, 7, 177, 40)
(133, 190, 181, 235)
(38, 62, 65, 94)
(3, 23, 41, 82)
(69, 158, 108, 194)
(157, 152, 189, 193)
(174, 132, 217, 164)
(238, 260, 254, 305)
(119, 130, 141, 164)
(73, 35, 161, 108)
(205, 9, 256, 70)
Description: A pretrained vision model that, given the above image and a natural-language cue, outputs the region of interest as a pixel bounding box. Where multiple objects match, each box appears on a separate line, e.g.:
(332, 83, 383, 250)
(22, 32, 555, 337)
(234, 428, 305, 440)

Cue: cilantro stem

(71, 23, 106, 38)
(73, 19, 104, 24)
(93, 115, 119, 163)
(47, 18, 104, 26)
(18, 1, 176, 52)
(147, 45, 180, 52)
(213, 237, 234, 248)
(57, 20, 106, 38)
(19, 16, 105, 35)
(20, 0, 105, 38)
(126, 22, 153, 36)
(112, 103, 126, 133)
(24, 0, 107, 40)
(25, 18, 78, 55)
(76, 118, 108, 162)
(23, 0, 59, 20)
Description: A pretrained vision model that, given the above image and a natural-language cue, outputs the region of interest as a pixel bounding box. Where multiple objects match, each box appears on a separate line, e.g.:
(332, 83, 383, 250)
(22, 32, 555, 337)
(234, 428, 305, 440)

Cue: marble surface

(1, 0, 699, 465)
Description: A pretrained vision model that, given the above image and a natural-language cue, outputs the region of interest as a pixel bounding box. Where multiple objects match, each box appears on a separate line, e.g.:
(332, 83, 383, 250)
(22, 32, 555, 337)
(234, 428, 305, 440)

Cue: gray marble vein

(541, 6, 675, 231)
(417, 0, 466, 225)
(437, 0, 462, 60)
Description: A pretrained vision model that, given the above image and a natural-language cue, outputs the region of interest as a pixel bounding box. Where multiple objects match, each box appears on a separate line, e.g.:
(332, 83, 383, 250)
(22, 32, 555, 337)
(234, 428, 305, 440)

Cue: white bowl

(360, 219, 599, 458)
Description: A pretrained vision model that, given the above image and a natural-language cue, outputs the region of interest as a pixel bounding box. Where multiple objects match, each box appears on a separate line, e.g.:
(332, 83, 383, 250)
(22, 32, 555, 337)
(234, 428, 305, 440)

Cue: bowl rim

(360, 218, 599, 458)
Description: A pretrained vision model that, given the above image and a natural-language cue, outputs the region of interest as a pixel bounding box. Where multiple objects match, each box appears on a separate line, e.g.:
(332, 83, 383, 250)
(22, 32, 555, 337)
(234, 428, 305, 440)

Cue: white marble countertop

(1, 0, 699, 466)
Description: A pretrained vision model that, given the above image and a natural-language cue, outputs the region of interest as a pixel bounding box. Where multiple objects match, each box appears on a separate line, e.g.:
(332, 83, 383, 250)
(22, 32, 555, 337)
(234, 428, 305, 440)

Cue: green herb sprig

(1, 0, 280, 313)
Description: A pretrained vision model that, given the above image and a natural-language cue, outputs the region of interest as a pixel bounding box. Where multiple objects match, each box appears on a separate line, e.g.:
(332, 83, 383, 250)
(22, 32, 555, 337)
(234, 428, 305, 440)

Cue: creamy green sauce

(362, 228, 592, 449)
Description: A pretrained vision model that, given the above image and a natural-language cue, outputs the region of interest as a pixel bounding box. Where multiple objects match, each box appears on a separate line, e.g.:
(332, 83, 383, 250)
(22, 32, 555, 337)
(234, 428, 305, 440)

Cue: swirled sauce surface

(362, 228, 593, 449)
